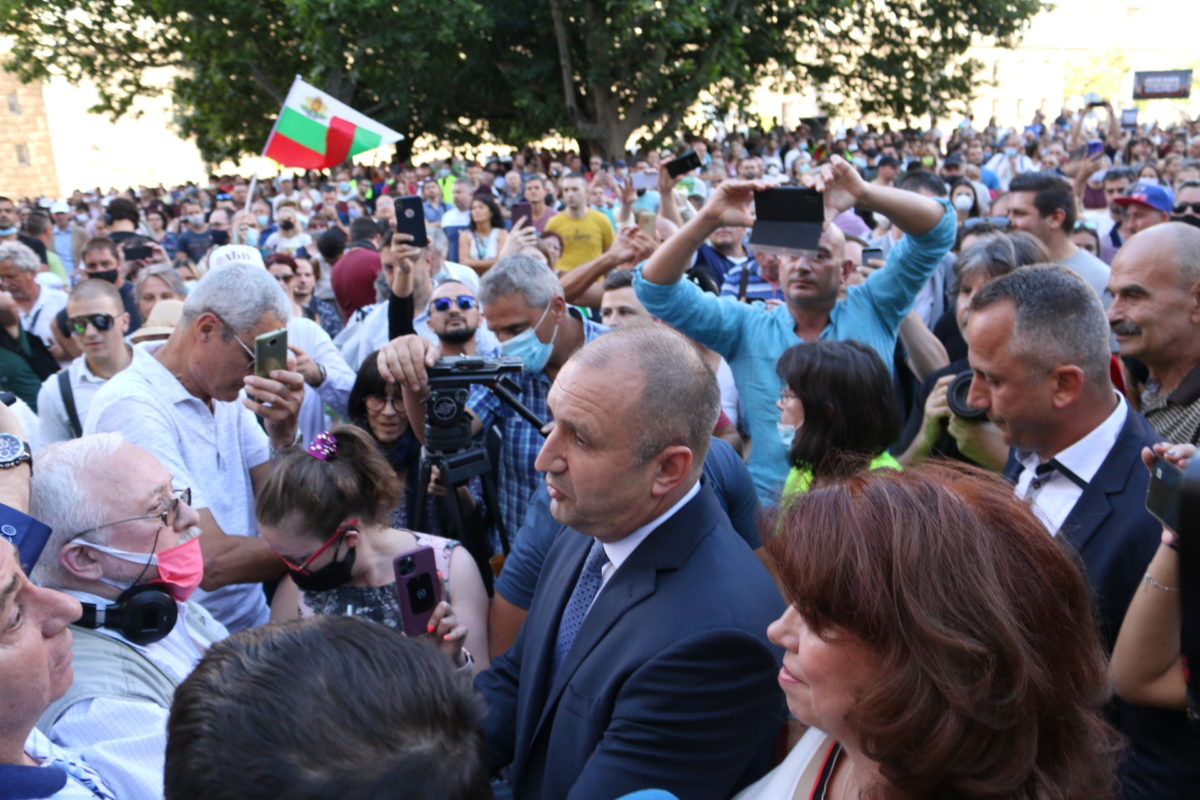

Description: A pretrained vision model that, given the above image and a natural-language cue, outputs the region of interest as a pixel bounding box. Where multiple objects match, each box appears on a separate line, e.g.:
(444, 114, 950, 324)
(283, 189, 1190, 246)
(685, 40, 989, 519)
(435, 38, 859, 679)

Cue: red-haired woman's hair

(766, 461, 1120, 800)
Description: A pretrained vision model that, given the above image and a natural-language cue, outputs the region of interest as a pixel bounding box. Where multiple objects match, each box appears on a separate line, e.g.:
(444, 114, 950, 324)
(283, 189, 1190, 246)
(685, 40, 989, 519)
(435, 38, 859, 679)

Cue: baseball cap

(49, 202, 70, 215)
(1113, 183, 1175, 214)
(877, 155, 900, 168)
(943, 153, 964, 166)
(208, 244, 265, 270)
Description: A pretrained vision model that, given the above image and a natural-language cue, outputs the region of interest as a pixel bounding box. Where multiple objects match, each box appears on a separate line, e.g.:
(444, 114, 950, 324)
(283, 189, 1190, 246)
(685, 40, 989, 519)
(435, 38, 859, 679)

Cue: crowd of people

(2, 99, 1200, 799)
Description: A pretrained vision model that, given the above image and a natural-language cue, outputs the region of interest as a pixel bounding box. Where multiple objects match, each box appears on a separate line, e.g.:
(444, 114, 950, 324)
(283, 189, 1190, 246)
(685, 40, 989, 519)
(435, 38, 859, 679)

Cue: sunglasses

(963, 216, 1011, 230)
(1174, 203, 1200, 214)
(431, 295, 477, 312)
(69, 313, 116, 336)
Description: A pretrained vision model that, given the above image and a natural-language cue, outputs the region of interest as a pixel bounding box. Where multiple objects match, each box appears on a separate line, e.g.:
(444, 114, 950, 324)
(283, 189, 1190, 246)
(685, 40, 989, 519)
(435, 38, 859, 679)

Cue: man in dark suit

(964, 264, 1200, 800)
(475, 324, 783, 800)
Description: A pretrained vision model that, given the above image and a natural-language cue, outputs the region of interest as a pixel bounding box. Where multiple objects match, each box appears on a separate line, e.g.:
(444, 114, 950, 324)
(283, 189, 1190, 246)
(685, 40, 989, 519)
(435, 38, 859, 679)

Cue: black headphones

(76, 584, 178, 645)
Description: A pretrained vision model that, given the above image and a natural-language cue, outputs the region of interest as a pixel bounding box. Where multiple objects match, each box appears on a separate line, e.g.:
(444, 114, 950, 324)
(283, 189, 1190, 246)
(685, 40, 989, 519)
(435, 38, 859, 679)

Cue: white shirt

(1015, 393, 1127, 535)
(23, 728, 117, 799)
(33, 346, 150, 451)
(440, 208, 471, 228)
(596, 480, 701, 597)
(84, 341, 272, 632)
(20, 285, 68, 348)
(285, 315, 354, 445)
(47, 592, 226, 800)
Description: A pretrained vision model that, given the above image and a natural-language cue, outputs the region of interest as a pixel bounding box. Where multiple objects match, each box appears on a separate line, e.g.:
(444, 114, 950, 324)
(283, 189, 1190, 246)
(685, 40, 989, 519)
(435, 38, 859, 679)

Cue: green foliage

(0, 0, 1045, 162)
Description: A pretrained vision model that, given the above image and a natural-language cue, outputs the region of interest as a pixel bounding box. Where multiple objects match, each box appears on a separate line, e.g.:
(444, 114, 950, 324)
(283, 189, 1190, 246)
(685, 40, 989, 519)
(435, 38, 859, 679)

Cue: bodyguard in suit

(475, 324, 783, 799)
(963, 264, 1200, 800)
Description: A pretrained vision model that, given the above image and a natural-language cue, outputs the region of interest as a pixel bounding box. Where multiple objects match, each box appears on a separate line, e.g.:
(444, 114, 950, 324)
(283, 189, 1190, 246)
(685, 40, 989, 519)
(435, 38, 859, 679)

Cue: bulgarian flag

(263, 76, 403, 169)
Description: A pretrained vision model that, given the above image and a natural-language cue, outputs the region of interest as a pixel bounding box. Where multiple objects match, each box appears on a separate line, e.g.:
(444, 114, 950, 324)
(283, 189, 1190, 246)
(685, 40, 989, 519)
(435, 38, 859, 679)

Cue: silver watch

(0, 433, 32, 470)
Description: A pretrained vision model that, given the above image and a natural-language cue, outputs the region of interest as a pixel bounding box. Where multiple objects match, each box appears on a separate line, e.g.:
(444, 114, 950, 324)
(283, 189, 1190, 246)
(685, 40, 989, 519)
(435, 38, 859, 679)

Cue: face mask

(210, 230, 230, 246)
(1004, 148, 1018, 158)
(1139, 176, 1159, 186)
(851, 156, 867, 169)
(501, 304, 558, 373)
(1171, 214, 1200, 229)
(75, 213, 88, 224)
(72, 536, 205, 602)
(256, 214, 270, 227)
(339, 181, 352, 193)
(300, 199, 314, 211)
(189, 213, 205, 226)
(347, 208, 362, 219)
(777, 421, 797, 449)
(436, 167, 451, 179)
(90, 269, 119, 284)
(953, 194, 974, 211)
(0, 226, 17, 237)
(243, 228, 260, 247)
(280, 219, 295, 232)
(290, 544, 357, 592)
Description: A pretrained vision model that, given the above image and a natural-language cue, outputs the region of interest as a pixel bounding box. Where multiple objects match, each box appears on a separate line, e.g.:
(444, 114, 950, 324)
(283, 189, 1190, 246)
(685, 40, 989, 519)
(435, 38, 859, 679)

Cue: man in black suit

(963, 263, 1199, 800)
(475, 324, 783, 800)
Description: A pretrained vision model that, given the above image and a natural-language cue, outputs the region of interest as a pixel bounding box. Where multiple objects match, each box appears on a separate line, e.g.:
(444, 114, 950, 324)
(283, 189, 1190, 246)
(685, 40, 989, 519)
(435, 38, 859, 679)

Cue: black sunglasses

(69, 313, 116, 336)
(963, 216, 1012, 230)
(1174, 203, 1200, 214)
(431, 295, 477, 312)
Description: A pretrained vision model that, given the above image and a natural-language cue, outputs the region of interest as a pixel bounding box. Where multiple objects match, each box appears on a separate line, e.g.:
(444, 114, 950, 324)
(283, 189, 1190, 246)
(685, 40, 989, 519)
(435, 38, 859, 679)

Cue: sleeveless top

(733, 728, 837, 799)
(470, 228, 500, 260)
(298, 531, 460, 635)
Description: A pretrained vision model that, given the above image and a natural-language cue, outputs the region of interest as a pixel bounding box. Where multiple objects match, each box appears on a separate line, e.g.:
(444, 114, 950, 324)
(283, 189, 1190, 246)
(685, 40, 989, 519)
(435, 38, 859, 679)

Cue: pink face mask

(73, 536, 205, 602)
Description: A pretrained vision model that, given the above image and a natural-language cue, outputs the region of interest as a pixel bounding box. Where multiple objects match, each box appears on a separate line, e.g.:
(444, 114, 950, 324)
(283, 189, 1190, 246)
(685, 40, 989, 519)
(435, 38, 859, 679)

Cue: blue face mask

(777, 421, 797, 449)
(0, 226, 17, 237)
(243, 228, 260, 247)
(256, 214, 270, 228)
(338, 181, 352, 193)
(501, 304, 558, 373)
(1004, 147, 1018, 158)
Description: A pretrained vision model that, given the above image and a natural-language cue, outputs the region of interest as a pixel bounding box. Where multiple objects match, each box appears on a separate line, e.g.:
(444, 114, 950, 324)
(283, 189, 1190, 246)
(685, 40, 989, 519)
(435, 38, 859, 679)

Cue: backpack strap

(58, 370, 82, 439)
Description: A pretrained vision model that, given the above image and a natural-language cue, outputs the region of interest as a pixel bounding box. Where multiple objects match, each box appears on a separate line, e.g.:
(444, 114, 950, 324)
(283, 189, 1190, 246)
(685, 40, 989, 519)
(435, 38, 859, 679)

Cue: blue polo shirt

(633, 200, 955, 504)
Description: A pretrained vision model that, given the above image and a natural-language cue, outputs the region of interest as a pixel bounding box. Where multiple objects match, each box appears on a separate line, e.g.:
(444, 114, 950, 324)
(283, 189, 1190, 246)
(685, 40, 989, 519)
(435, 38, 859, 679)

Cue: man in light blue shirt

(634, 156, 955, 504)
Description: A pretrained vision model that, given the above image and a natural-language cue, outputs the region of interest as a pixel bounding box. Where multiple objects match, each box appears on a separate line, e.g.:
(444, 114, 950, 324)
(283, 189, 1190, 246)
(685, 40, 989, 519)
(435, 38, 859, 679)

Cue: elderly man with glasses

(85, 246, 304, 635)
(28, 432, 229, 800)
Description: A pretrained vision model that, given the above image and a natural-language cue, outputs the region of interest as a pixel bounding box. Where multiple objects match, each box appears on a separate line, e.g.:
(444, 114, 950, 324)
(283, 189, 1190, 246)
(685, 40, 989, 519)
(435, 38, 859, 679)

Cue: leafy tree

(1, 0, 1045, 163)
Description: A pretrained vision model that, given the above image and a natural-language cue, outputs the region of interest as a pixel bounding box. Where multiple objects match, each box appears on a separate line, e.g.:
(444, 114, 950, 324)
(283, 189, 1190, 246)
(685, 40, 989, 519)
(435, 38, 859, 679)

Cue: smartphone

(666, 150, 702, 178)
(1146, 457, 1183, 535)
(393, 546, 442, 635)
(632, 172, 657, 191)
(393, 195, 429, 247)
(123, 244, 153, 261)
(254, 327, 288, 380)
(1086, 140, 1104, 159)
(749, 187, 824, 255)
(636, 209, 657, 238)
(511, 201, 532, 228)
(861, 247, 884, 265)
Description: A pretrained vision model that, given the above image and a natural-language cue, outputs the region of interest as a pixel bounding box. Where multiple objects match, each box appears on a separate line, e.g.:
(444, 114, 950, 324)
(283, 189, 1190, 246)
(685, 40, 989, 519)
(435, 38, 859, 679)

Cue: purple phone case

(393, 545, 442, 635)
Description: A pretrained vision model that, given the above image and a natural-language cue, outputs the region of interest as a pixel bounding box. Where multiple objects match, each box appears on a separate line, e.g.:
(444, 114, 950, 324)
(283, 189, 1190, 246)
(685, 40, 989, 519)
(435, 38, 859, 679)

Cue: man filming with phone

(86, 245, 304, 634)
(634, 155, 956, 504)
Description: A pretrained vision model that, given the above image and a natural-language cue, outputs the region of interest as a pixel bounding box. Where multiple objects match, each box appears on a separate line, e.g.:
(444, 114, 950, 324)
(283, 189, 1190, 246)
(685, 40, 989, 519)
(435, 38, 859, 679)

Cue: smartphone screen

(667, 150, 702, 178)
(632, 172, 657, 191)
(1086, 140, 1104, 158)
(254, 328, 288, 380)
(393, 196, 429, 247)
(861, 247, 884, 265)
(1146, 457, 1183, 535)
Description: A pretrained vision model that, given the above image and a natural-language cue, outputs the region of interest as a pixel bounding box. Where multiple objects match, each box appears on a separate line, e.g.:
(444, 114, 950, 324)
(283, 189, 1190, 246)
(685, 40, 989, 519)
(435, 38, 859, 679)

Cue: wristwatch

(0, 433, 32, 470)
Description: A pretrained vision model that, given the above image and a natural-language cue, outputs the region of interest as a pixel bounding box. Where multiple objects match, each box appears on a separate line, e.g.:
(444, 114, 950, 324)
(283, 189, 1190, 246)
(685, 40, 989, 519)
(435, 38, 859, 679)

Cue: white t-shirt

(33, 345, 150, 451)
(20, 285, 67, 349)
(283, 315, 354, 445)
(84, 342, 271, 632)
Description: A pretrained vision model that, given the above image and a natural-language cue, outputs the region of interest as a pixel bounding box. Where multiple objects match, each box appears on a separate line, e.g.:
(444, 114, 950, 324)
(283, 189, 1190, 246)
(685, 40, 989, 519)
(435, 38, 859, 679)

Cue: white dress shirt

(20, 285, 68, 349)
(48, 593, 226, 800)
(595, 480, 701, 599)
(33, 345, 150, 451)
(1014, 393, 1127, 535)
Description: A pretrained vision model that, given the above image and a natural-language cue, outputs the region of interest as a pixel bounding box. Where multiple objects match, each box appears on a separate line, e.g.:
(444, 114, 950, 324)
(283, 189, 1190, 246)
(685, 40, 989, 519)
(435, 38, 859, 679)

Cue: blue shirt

(495, 438, 762, 610)
(468, 310, 607, 538)
(634, 200, 956, 505)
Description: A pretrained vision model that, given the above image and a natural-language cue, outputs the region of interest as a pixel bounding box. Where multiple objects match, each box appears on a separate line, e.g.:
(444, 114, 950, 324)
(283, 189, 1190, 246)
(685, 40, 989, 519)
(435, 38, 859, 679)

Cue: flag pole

(246, 75, 301, 214)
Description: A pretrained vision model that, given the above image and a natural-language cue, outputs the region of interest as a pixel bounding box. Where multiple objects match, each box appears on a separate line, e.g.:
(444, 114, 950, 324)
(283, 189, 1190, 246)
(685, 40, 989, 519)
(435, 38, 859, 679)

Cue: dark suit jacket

(1005, 409, 1200, 799)
(476, 482, 784, 800)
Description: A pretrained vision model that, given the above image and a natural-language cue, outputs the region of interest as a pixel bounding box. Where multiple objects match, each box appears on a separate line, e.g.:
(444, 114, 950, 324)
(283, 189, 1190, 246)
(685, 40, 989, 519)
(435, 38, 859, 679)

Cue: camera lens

(946, 371, 988, 421)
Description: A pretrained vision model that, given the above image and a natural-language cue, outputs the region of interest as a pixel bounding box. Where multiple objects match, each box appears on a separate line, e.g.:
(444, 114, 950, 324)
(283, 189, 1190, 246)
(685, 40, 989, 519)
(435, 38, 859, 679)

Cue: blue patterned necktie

(552, 539, 609, 680)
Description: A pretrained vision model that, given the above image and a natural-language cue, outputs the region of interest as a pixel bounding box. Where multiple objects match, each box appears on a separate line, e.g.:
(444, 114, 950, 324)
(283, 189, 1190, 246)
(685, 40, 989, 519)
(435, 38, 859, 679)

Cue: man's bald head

(1119, 221, 1200, 289)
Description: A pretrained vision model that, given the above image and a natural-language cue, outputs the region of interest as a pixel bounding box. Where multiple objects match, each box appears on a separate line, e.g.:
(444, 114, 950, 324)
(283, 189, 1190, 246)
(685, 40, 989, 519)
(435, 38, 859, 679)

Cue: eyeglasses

(364, 394, 401, 412)
(75, 488, 192, 537)
(778, 387, 798, 404)
(1174, 203, 1200, 214)
(69, 313, 116, 336)
(274, 272, 294, 282)
(210, 312, 256, 371)
(277, 519, 357, 575)
(431, 295, 477, 312)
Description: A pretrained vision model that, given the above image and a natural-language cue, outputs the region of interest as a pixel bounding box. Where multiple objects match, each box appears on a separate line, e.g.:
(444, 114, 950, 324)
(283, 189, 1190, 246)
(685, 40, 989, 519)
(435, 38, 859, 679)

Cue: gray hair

(478, 254, 563, 308)
(427, 226, 449, 258)
(953, 231, 1050, 291)
(182, 259, 290, 333)
(969, 264, 1112, 391)
(135, 264, 187, 301)
(569, 324, 717, 469)
(0, 241, 40, 272)
(30, 433, 126, 587)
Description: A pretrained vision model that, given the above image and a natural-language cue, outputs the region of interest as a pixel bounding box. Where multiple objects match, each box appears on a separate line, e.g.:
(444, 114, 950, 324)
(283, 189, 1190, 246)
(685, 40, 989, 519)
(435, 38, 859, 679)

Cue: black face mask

(1170, 214, 1200, 230)
(290, 544, 357, 592)
(90, 269, 119, 284)
(210, 229, 230, 246)
(280, 219, 296, 232)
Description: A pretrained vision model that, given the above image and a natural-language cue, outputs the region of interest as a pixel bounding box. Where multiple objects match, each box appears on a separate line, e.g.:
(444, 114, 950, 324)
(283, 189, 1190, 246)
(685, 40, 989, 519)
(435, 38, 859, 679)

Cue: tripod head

(423, 356, 526, 454)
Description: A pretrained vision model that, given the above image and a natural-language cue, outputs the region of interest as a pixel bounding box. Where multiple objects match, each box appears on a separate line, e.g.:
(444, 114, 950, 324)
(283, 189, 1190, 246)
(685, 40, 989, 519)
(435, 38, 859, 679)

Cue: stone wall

(0, 66, 59, 200)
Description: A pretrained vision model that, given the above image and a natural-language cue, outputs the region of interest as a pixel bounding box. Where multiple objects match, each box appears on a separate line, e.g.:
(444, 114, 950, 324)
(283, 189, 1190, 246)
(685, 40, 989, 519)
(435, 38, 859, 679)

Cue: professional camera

(422, 356, 524, 452)
(946, 371, 988, 421)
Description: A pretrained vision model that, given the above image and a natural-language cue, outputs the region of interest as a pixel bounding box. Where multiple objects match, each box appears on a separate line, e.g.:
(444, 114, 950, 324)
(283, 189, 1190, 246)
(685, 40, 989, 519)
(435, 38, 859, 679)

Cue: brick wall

(0, 65, 60, 201)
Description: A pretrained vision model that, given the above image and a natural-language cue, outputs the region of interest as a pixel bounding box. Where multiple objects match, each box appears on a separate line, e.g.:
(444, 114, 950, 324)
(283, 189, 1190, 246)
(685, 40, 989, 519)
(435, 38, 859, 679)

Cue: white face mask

(953, 194, 975, 211)
(777, 421, 798, 449)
